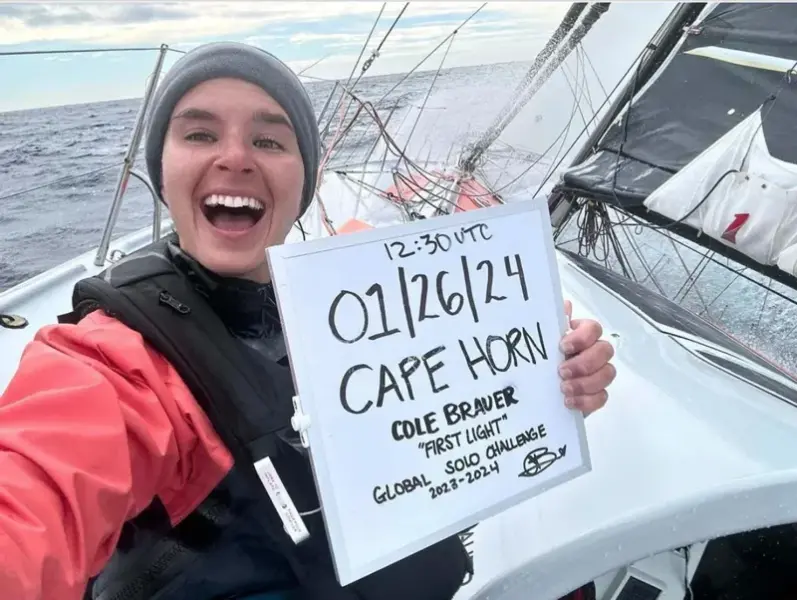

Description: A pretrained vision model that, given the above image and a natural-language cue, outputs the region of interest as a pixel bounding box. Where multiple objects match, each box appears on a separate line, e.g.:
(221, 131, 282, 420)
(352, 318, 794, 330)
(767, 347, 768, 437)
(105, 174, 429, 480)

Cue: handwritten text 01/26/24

(382, 223, 493, 262)
(327, 253, 529, 344)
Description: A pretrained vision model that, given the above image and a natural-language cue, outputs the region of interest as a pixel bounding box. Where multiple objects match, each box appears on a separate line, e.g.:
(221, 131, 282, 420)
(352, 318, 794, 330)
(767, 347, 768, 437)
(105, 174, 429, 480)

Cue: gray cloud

(0, 3, 196, 27)
(113, 4, 196, 24)
(0, 5, 95, 26)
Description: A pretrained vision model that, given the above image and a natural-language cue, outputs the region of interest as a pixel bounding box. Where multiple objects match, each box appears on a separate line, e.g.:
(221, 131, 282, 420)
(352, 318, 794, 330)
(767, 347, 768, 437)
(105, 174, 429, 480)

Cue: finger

(561, 363, 616, 397)
(560, 319, 603, 355)
(565, 390, 609, 416)
(560, 340, 615, 378)
(564, 299, 573, 323)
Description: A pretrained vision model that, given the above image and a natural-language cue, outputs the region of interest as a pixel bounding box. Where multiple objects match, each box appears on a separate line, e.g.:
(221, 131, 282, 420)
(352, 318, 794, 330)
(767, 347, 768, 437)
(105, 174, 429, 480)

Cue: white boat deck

(1, 222, 172, 389)
(462, 250, 797, 599)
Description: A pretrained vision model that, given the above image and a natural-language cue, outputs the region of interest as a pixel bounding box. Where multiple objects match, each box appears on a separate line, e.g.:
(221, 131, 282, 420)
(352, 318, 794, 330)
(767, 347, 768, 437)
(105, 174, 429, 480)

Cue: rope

(460, 2, 588, 171)
(0, 47, 163, 57)
(0, 164, 118, 201)
(461, 3, 610, 173)
(375, 3, 487, 105)
(400, 33, 456, 159)
(358, 3, 409, 78)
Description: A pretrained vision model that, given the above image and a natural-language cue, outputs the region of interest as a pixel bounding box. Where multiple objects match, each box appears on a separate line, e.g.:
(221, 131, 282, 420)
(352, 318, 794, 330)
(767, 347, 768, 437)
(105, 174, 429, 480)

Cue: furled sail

(558, 3, 797, 286)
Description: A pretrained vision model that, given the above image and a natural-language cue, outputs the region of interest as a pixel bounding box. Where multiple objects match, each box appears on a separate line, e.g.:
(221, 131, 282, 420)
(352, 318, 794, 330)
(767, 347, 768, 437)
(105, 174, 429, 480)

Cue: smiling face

(161, 77, 305, 282)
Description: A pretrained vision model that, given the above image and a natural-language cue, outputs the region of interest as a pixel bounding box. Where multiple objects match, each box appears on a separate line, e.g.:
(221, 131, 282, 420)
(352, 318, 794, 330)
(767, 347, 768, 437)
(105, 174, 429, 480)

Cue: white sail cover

(644, 108, 797, 275)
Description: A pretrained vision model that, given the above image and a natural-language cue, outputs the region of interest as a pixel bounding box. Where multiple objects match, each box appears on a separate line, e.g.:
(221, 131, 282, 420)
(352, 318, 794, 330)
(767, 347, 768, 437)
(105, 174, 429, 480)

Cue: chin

(199, 251, 268, 282)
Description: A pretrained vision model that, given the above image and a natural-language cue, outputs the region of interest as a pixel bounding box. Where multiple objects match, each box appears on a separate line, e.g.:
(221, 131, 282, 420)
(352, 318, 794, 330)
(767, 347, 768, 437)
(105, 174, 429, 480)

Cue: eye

(184, 130, 216, 143)
(254, 136, 285, 151)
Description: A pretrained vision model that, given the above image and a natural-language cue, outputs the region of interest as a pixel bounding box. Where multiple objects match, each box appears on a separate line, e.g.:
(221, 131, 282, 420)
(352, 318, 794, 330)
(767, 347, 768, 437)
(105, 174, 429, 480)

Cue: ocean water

(0, 2, 668, 292)
(0, 54, 585, 294)
(2, 3, 796, 373)
(0, 61, 535, 292)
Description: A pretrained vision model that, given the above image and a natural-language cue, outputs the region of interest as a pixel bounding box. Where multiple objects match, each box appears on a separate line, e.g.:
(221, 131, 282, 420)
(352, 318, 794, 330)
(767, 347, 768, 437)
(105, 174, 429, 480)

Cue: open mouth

(201, 194, 266, 233)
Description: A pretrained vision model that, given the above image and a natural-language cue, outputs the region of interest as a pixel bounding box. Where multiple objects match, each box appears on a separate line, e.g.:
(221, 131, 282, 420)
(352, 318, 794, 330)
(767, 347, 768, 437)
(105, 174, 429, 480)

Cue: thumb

(563, 299, 573, 325)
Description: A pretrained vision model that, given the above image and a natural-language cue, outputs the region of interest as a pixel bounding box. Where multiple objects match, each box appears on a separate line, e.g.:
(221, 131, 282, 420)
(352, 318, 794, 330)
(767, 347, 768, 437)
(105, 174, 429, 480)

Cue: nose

(215, 137, 255, 175)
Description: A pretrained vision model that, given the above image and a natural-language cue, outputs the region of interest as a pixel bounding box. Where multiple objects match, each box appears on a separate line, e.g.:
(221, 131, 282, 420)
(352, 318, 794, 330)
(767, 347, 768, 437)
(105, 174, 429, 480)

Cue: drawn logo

(518, 445, 566, 478)
(720, 212, 749, 244)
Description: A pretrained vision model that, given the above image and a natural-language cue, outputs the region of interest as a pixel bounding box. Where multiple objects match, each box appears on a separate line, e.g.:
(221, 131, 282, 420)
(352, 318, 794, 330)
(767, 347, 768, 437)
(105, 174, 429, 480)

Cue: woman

(0, 42, 616, 600)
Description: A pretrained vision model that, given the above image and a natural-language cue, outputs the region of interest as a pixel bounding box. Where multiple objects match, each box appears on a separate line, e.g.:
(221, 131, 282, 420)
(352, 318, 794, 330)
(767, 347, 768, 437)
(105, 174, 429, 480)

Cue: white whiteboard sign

(267, 199, 591, 586)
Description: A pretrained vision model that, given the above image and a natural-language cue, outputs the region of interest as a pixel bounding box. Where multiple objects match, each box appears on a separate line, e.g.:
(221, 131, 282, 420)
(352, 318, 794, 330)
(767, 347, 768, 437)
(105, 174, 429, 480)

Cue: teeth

(203, 194, 264, 210)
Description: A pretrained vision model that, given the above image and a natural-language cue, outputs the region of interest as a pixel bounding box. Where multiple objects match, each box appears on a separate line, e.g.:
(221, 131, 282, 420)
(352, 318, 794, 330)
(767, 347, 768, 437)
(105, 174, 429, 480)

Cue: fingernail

(561, 382, 574, 396)
(560, 342, 574, 354)
(559, 366, 572, 379)
(565, 396, 577, 409)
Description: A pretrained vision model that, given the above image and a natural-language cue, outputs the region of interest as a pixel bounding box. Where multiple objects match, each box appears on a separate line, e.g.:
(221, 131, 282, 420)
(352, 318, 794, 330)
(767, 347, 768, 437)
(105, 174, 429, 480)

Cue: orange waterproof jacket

(0, 309, 234, 600)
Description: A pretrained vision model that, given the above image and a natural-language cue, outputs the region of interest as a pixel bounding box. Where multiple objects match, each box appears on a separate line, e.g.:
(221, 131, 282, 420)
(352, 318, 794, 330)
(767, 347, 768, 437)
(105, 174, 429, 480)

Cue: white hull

(3, 164, 797, 600)
(461, 247, 797, 599)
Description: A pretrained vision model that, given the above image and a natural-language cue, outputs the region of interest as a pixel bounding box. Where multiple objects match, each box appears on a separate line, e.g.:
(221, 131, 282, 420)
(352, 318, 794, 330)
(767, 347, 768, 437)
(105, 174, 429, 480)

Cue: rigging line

(561, 54, 590, 132)
(337, 99, 402, 167)
(754, 281, 772, 333)
(486, 2, 608, 147)
(502, 2, 588, 112)
(376, 3, 488, 105)
(362, 2, 410, 75)
(400, 34, 456, 160)
(578, 46, 594, 112)
(529, 37, 653, 199)
(615, 212, 661, 286)
(575, 45, 596, 115)
(461, 69, 588, 201)
(324, 2, 411, 160)
(0, 164, 118, 201)
(321, 97, 371, 166)
(698, 269, 748, 317)
(461, 2, 588, 171)
(296, 73, 338, 83)
(330, 2, 410, 148)
(0, 46, 165, 57)
(607, 209, 797, 307)
(596, 51, 797, 242)
(344, 3, 386, 94)
(321, 3, 408, 153)
(320, 3, 386, 141)
(540, 46, 586, 186)
(297, 52, 334, 76)
(666, 234, 714, 312)
(579, 42, 608, 98)
(673, 244, 714, 302)
(323, 3, 481, 171)
(336, 113, 384, 167)
(325, 92, 507, 205)
(470, 110, 577, 198)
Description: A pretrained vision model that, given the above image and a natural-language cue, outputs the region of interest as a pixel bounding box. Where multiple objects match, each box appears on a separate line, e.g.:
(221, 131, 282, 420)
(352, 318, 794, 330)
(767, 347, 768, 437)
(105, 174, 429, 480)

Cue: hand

(559, 299, 616, 416)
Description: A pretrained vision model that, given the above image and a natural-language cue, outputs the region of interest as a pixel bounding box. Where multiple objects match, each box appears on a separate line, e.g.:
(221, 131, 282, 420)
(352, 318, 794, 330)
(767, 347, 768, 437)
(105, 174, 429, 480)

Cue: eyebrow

(172, 107, 294, 131)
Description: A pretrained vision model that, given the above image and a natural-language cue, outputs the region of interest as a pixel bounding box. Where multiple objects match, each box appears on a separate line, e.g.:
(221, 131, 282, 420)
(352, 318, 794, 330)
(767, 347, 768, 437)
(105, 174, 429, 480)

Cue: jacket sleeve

(0, 311, 234, 600)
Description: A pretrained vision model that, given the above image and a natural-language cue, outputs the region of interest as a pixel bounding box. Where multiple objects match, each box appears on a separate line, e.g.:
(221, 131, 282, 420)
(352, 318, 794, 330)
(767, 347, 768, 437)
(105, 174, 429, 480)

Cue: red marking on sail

(720, 212, 749, 244)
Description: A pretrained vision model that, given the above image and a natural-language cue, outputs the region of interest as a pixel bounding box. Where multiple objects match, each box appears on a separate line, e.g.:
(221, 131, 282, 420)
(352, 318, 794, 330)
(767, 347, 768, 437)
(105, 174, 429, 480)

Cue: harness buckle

(291, 394, 312, 449)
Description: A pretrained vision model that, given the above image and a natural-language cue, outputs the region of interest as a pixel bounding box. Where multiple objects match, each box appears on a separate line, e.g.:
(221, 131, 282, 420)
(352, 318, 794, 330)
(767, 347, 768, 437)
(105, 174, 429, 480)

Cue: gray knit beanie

(145, 41, 320, 216)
